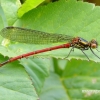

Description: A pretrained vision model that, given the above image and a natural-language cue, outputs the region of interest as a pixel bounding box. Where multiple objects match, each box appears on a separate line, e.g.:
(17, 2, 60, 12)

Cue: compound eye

(90, 39, 98, 49)
(91, 43, 97, 49)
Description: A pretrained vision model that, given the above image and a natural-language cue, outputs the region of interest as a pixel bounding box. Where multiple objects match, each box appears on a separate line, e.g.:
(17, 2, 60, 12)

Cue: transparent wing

(0, 27, 74, 44)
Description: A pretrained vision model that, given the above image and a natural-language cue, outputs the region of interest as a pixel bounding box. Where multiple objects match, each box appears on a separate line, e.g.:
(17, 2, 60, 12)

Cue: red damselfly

(0, 27, 99, 66)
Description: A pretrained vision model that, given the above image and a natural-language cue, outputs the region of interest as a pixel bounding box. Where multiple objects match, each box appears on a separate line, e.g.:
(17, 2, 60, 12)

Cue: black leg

(81, 50, 90, 61)
(65, 46, 74, 58)
(96, 48, 100, 52)
(90, 48, 100, 59)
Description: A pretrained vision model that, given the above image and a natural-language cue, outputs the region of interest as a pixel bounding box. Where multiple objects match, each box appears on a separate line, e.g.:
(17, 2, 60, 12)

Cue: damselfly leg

(90, 48, 100, 59)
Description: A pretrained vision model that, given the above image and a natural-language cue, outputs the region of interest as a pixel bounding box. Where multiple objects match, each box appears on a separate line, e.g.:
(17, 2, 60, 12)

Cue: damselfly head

(90, 39, 98, 49)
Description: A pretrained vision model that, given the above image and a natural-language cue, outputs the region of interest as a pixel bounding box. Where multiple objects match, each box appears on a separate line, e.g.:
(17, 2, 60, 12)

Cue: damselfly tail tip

(0, 60, 9, 67)
(0, 63, 3, 67)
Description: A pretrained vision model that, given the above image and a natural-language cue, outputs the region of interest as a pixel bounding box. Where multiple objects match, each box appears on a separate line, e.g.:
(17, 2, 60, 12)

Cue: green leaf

(0, 4, 7, 28)
(20, 57, 49, 94)
(18, 0, 45, 17)
(0, 55, 39, 100)
(40, 59, 100, 99)
(62, 59, 100, 99)
(0, 0, 20, 25)
(40, 72, 69, 100)
(0, 50, 50, 94)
